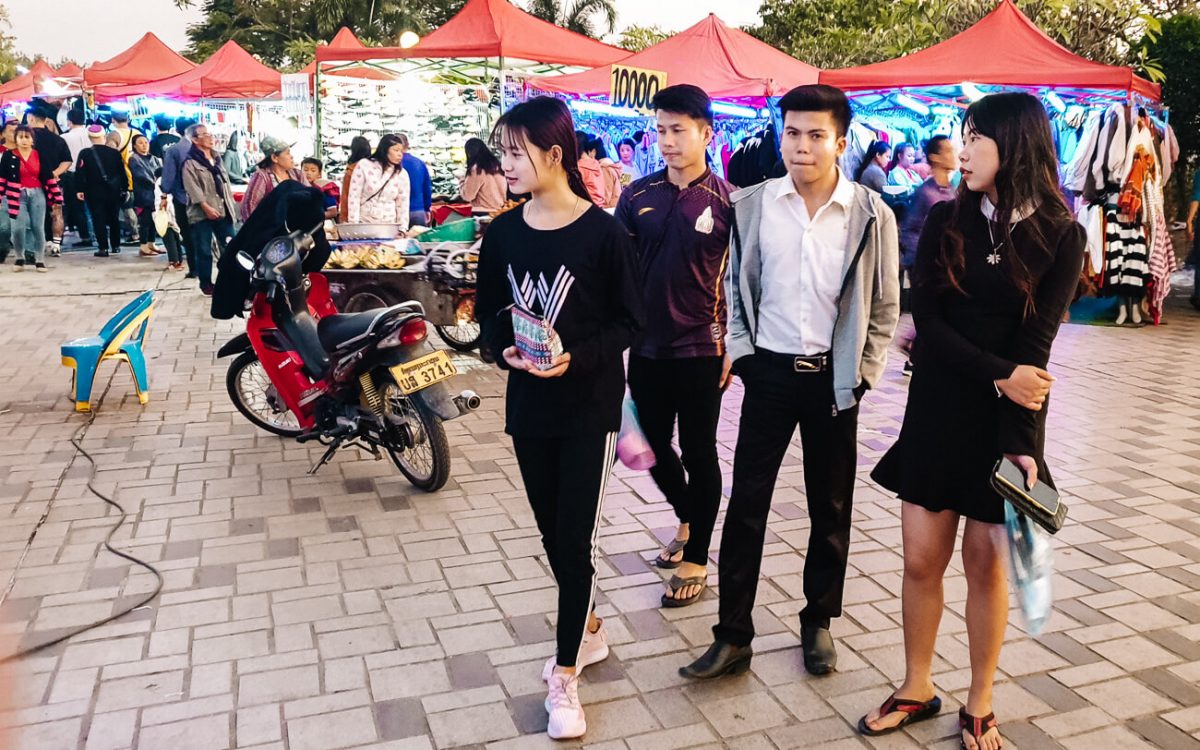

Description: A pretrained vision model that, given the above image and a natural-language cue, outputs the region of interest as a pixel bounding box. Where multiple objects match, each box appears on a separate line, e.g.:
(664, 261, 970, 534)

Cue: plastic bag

(152, 209, 170, 238)
(617, 392, 656, 471)
(1004, 500, 1054, 635)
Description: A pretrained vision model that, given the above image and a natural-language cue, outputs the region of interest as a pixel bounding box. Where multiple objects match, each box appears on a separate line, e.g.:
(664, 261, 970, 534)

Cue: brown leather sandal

(654, 537, 687, 569)
(857, 694, 942, 736)
(959, 707, 1001, 750)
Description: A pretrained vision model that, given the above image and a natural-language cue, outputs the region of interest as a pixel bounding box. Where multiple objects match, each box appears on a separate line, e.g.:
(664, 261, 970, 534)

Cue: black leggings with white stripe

(512, 432, 616, 668)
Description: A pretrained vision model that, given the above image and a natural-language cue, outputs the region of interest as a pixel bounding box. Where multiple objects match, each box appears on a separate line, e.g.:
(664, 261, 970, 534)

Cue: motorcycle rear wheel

(226, 351, 305, 437)
(380, 380, 451, 492)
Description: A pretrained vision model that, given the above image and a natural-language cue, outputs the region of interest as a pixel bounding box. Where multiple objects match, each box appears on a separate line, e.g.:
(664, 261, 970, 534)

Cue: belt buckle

(793, 356, 818, 372)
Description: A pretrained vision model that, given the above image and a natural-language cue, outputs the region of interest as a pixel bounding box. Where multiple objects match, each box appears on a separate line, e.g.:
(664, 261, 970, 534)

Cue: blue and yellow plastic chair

(61, 291, 156, 412)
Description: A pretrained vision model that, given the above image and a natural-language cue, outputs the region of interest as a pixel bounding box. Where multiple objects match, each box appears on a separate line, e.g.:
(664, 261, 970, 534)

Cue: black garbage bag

(211, 182, 332, 320)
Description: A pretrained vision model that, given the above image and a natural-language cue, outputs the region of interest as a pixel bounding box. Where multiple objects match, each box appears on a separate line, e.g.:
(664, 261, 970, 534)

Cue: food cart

(322, 223, 481, 351)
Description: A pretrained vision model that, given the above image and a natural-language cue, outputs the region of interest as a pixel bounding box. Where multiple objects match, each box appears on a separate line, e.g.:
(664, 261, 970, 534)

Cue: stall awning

(314, 0, 625, 69)
(0, 60, 71, 106)
(83, 33, 195, 88)
(56, 63, 84, 79)
(535, 14, 819, 101)
(97, 40, 281, 102)
(820, 0, 1159, 100)
(302, 27, 394, 81)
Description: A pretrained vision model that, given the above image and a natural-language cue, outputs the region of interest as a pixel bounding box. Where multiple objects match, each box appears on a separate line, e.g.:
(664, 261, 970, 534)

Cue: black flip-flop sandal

(857, 694, 942, 737)
(959, 707, 1000, 750)
(654, 538, 687, 569)
(661, 575, 707, 608)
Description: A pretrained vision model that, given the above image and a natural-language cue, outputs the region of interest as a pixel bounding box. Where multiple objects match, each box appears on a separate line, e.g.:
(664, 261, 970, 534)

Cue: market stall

(0, 59, 81, 112)
(82, 32, 197, 121)
(531, 13, 820, 180)
(311, 0, 626, 193)
(96, 40, 287, 183)
(821, 0, 1176, 325)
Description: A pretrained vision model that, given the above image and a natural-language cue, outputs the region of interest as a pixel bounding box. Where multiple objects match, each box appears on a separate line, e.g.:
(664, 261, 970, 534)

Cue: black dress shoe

(679, 640, 753, 680)
(801, 624, 837, 675)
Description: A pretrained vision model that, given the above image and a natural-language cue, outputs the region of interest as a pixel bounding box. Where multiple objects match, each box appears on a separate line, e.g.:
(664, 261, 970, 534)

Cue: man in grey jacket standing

(681, 85, 900, 680)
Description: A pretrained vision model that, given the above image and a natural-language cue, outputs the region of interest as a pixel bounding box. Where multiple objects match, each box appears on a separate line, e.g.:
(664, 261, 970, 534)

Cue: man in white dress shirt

(681, 85, 900, 680)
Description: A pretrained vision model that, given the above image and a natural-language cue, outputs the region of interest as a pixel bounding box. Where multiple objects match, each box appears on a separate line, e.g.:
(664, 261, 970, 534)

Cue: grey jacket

(725, 178, 901, 412)
(182, 151, 237, 224)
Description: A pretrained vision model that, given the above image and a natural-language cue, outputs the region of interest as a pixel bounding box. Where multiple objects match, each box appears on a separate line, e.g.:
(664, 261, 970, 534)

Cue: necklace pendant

(987, 251, 1002, 266)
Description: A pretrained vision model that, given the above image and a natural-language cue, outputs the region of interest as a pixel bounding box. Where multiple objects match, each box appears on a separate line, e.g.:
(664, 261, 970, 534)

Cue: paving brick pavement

(1, 249, 1200, 749)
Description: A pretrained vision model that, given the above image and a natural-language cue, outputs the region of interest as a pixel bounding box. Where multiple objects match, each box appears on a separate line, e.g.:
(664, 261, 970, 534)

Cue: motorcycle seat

(317, 303, 419, 352)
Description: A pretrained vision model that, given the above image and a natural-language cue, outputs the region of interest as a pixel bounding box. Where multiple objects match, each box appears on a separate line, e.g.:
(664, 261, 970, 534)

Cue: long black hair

(854, 140, 891, 182)
(371, 134, 404, 175)
(464, 137, 501, 176)
(491, 97, 591, 203)
(347, 135, 371, 165)
(936, 92, 1071, 315)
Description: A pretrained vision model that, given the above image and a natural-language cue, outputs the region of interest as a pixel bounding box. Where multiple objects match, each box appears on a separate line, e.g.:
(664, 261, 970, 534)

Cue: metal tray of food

(335, 222, 402, 240)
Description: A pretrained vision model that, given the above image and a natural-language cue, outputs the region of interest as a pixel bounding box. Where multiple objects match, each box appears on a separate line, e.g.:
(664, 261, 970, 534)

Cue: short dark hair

(618, 138, 636, 151)
(175, 116, 193, 136)
(67, 109, 84, 126)
(112, 110, 129, 123)
(651, 84, 713, 126)
(778, 84, 852, 138)
(924, 135, 951, 158)
(155, 115, 172, 131)
(301, 157, 323, 171)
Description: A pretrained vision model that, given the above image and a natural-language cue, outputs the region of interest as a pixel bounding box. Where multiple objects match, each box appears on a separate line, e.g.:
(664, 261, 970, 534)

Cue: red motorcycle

(217, 226, 477, 492)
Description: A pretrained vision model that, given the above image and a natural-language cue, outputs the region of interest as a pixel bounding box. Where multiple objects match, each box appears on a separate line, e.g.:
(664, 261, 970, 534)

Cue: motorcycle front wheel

(380, 379, 451, 492)
(226, 350, 304, 437)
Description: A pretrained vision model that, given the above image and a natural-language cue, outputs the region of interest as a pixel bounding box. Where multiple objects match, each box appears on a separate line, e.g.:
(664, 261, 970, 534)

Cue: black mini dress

(871, 197, 1085, 523)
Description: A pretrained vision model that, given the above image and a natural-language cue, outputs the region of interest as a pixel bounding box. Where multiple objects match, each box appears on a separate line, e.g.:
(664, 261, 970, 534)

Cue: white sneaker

(545, 671, 586, 740)
(542, 622, 609, 681)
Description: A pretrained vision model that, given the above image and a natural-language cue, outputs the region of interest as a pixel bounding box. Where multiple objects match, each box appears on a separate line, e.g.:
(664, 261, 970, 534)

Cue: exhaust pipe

(454, 390, 481, 412)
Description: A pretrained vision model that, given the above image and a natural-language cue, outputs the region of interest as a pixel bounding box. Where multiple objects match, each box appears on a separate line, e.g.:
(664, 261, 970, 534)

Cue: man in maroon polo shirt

(615, 84, 735, 609)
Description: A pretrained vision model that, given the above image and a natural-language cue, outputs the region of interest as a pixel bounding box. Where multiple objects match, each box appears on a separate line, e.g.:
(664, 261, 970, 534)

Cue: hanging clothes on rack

(1076, 203, 1105, 276)
(1064, 108, 1104, 195)
(1143, 171, 1175, 324)
(1103, 203, 1150, 300)
(1097, 103, 1130, 193)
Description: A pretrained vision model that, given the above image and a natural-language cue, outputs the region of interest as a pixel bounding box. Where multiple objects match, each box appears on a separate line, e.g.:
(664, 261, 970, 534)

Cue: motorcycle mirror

(236, 251, 255, 271)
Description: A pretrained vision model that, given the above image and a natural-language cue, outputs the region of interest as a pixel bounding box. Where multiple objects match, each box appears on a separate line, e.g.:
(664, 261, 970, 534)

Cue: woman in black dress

(859, 93, 1085, 750)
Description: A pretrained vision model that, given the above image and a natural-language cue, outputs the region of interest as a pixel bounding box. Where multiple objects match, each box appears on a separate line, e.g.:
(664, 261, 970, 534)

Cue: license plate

(390, 350, 457, 395)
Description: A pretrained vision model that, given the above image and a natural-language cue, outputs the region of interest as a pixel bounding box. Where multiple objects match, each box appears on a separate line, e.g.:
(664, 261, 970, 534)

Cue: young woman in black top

(476, 96, 642, 741)
(862, 93, 1085, 750)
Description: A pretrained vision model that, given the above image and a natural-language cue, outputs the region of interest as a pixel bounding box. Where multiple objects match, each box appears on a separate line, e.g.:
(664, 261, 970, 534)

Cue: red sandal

(857, 693, 942, 736)
(959, 707, 1001, 749)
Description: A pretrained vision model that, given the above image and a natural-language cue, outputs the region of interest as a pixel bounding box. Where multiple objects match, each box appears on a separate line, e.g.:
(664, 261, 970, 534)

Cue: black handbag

(991, 458, 1067, 534)
(88, 149, 131, 207)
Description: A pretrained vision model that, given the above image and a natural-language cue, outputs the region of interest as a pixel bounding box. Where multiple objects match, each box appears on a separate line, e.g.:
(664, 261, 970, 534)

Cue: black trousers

(512, 432, 616, 667)
(135, 205, 155, 244)
(61, 172, 90, 239)
(714, 350, 859, 647)
(627, 354, 725, 566)
(86, 192, 121, 252)
(173, 199, 196, 273)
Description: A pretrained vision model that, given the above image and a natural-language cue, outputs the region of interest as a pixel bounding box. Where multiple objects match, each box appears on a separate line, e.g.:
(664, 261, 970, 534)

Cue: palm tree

(526, 0, 617, 39)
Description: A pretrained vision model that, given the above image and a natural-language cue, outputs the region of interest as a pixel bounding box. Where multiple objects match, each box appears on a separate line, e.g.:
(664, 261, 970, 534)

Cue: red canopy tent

(314, 0, 625, 69)
(0, 60, 72, 106)
(83, 33, 195, 89)
(97, 40, 281, 102)
(536, 14, 819, 101)
(56, 62, 84, 79)
(301, 27, 393, 82)
(821, 0, 1159, 100)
